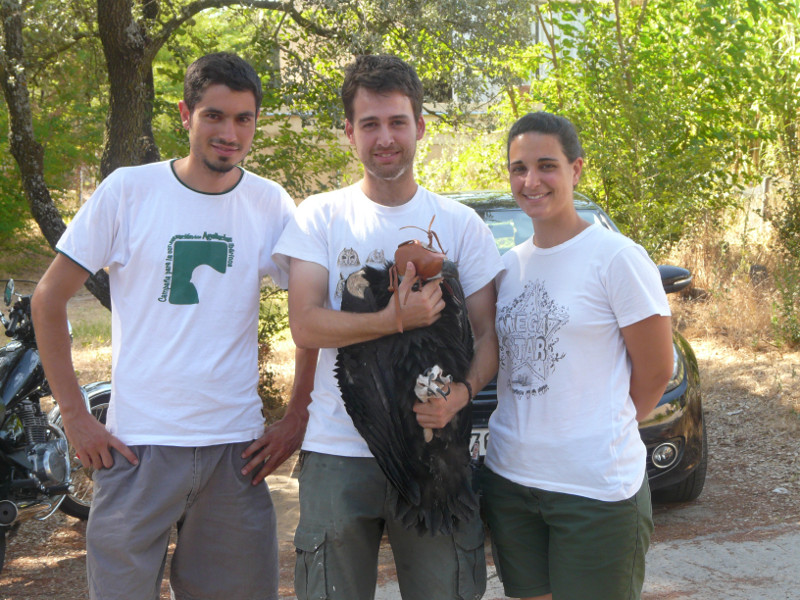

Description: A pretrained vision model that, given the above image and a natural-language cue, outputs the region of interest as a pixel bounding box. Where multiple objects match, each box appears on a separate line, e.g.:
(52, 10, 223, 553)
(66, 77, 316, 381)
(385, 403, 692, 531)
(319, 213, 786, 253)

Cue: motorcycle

(0, 278, 109, 573)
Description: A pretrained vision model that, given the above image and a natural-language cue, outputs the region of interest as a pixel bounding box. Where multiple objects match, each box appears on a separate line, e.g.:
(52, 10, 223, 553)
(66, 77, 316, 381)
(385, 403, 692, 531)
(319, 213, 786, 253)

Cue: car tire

(652, 422, 708, 503)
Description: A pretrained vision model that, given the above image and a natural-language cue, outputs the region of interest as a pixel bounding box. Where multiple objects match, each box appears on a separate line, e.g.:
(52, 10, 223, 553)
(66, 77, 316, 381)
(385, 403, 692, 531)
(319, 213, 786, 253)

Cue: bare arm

(241, 345, 319, 484)
(413, 281, 499, 429)
(31, 254, 137, 468)
(288, 257, 445, 349)
(620, 314, 674, 421)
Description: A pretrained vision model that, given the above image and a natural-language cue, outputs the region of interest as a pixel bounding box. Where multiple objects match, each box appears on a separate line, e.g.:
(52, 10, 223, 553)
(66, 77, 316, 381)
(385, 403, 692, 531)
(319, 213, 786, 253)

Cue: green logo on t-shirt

(158, 233, 235, 304)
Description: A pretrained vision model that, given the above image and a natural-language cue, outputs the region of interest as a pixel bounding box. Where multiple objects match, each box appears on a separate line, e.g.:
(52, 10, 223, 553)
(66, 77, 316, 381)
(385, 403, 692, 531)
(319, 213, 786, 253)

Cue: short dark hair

(507, 112, 584, 164)
(341, 55, 424, 123)
(183, 52, 263, 113)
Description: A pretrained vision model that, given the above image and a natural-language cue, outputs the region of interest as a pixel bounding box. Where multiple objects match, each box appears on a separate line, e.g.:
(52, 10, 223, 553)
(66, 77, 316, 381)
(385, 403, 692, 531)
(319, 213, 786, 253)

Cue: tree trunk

(3, 0, 330, 308)
(97, 0, 160, 179)
(1, 0, 111, 308)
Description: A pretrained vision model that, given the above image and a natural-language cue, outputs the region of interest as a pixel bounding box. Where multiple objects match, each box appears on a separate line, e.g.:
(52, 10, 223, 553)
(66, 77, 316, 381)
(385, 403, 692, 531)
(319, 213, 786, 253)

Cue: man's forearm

(463, 282, 499, 397)
(289, 258, 445, 349)
(465, 326, 499, 398)
(32, 275, 89, 420)
(284, 346, 318, 419)
(290, 304, 399, 349)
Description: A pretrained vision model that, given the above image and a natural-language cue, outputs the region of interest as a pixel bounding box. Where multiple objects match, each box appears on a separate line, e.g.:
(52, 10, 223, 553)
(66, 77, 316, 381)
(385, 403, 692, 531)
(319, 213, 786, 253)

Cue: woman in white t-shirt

(478, 112, 674, 600)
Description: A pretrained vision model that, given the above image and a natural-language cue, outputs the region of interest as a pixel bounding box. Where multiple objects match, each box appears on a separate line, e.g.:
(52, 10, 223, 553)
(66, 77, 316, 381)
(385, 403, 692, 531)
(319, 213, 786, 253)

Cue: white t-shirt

(485, 224, 671, 501)
(57, 160, 295, 446)
(273, 183, 504, 457)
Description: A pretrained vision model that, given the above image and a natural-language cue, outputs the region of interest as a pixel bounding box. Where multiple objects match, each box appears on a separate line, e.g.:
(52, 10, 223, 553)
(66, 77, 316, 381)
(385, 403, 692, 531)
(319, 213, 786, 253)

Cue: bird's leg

(413, 365, 452, 442)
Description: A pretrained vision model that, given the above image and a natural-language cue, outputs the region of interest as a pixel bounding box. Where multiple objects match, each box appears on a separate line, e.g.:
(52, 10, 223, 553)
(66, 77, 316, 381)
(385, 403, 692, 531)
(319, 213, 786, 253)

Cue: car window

(478, 209, 534, 254)
(478, 207, 613, 255)
(577, 208, 616, 231)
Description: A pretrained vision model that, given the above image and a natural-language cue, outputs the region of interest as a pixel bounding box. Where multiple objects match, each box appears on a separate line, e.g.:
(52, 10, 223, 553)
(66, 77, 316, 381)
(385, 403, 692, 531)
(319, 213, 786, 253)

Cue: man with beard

(31, 52, 314, 600)
(273, 54, 503, 600)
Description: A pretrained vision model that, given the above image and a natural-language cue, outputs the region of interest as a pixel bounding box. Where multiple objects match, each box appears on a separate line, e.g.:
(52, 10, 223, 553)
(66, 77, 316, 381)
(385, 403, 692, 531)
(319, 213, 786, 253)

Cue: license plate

(470, 428, 490, 459)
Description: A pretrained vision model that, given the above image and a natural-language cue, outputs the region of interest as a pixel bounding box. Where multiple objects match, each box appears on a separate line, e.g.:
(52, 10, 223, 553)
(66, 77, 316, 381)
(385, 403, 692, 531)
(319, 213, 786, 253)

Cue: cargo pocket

(293, 528, 327, 600)
(454, 517, 487, 600)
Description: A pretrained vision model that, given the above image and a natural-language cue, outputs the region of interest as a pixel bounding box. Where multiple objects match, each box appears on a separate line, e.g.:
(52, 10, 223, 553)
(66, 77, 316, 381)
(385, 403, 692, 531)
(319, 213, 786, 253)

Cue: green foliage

(0, 0, 106, 241)
(416, 47, 547, 192)
(0, 157, 29, 242)
(248, 118, 351, 199)
(6, 0, 800, 354)
(772, 261, 800, 347)
(72, 317, 112, 348)
(137, 2, 537, 199)
(257, 284, 289, 411)
(766, 181, 800, 347)
(417, 0, 800, 264)
(3, 0, 540, 410)
(747, 4, 800, 345)
(416, 125, 508, 193)
(3, 0, 538, 215)
(769, 182, 800, 260)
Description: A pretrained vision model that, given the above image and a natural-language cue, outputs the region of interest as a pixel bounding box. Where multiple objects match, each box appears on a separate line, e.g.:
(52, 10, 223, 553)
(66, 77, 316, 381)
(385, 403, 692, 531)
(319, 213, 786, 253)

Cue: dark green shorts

(478, 466, 653, 600)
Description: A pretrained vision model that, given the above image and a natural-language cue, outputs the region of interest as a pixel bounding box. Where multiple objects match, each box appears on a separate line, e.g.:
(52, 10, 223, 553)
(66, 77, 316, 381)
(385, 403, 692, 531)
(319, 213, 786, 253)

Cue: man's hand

(242, 346, 316, 485)
(414, 365, 452, 441)
(62, 410, 138, 469)
(413, 380, 470, 430)
(241, 409, 308, 485)
(389, 262, 446, 332)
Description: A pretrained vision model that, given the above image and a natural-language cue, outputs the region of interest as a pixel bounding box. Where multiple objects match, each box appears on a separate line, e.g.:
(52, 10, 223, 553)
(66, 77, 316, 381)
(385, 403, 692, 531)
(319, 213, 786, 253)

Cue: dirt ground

(1, 284, 799, 598)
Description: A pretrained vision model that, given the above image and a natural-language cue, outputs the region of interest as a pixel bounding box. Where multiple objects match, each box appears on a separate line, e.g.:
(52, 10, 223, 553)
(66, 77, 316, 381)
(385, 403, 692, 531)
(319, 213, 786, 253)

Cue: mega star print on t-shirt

(496, 279, 569, 398)
(487, 224, 671, 502)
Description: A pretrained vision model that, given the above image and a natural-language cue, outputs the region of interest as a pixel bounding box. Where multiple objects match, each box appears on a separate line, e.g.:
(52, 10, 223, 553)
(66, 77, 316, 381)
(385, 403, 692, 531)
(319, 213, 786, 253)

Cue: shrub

(257, 284, 289, 416)
(766, 180, 800, 347)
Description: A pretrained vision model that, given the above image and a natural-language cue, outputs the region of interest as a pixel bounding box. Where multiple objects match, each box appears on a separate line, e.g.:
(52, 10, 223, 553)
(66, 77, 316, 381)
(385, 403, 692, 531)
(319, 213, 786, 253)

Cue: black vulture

(334, 246, 478, 536)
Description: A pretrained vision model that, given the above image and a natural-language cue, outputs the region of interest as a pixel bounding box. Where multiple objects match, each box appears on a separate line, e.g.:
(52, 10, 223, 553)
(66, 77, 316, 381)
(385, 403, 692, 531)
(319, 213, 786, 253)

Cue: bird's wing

(335, 266, 423, 505)
(335, 262, 480, 535)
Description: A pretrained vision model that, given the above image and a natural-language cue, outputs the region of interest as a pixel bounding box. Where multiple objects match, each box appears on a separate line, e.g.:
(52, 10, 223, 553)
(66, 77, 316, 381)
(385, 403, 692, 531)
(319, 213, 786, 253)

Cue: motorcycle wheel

(57, 393, 110, 520)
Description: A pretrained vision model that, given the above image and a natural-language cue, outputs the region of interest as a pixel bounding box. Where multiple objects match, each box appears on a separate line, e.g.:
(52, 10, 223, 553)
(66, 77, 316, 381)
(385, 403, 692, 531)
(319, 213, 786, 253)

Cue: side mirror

(4, 279, 13, 306)
(658, 265, 692, 295)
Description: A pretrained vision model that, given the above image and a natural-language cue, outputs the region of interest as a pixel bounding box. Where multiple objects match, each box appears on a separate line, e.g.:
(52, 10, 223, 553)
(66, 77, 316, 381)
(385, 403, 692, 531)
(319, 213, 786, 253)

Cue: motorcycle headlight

(664, 343, 685, 393)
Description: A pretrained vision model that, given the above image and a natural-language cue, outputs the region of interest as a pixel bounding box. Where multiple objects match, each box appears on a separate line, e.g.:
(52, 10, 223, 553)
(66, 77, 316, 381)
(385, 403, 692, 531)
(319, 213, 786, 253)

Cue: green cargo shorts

(294, 451, 486, 600)
(478, 466, 652, 600)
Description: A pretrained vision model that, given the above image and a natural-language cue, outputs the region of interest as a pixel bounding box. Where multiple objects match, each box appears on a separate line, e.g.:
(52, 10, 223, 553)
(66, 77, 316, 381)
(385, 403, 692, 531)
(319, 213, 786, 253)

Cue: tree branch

(613, 0, 634, 93)
(633, 0, 650, 48)
(536, 1, 563, 108)
(36, 31, 96, 65)
(151, 0, 336, 52)
(0, 0, 110, 308)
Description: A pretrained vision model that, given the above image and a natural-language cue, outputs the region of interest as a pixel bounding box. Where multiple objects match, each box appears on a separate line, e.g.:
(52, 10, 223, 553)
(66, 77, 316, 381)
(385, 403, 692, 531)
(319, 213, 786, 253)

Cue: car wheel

(652, 421, 708, 503)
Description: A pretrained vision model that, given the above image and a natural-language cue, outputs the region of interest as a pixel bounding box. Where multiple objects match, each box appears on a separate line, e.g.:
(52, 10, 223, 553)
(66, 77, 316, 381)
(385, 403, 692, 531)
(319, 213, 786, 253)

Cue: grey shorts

(478, 466, 653, 600)
(293, 451, 486, 600)
(86, 443, 279, 600)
